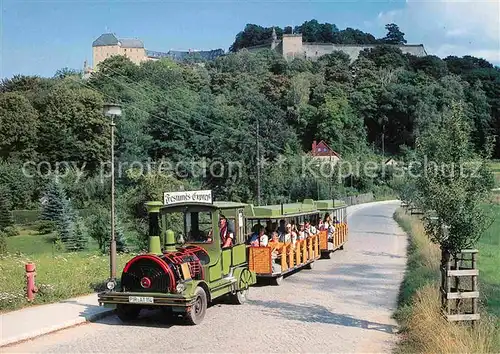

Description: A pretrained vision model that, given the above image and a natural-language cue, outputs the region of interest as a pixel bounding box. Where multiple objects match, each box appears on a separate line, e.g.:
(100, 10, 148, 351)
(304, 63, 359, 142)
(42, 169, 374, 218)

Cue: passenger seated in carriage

(269, 231, 283, 259)
(265, 220, 274, 234)
(280, 223, 292, 243)
(269, 231, 280, 244)
(297, 222, 306, 240)
(322, 213, 335, 241)
(278, 219, 286, 238)
(249, 226, 268, 247)
(304, 220, 316, 236)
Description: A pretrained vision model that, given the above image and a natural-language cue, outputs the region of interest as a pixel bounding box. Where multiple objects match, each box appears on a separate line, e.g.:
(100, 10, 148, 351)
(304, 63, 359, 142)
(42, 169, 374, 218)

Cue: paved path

(2, 201, 407, 353)
(0, 294, 110, 347)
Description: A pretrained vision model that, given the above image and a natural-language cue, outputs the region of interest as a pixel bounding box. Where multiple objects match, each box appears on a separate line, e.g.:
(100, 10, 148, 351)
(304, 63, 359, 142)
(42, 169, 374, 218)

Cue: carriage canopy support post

(145, 201, 163, 254)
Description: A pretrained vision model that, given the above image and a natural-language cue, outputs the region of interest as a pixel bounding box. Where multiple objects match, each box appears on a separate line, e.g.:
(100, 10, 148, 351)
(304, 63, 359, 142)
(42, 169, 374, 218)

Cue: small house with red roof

(310, 140, 341, 162)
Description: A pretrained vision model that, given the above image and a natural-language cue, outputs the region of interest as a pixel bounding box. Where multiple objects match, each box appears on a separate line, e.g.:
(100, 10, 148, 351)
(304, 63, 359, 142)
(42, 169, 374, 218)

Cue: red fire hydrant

(26, 262, 38, 301)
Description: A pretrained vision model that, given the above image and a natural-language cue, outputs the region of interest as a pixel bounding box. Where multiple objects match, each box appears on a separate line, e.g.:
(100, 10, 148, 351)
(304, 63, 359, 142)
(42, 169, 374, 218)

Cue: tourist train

(98, 190, 348, 324)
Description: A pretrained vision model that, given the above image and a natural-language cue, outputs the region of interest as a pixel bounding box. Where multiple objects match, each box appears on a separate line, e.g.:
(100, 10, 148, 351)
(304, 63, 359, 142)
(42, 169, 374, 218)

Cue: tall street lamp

(103, 103, 122, 280)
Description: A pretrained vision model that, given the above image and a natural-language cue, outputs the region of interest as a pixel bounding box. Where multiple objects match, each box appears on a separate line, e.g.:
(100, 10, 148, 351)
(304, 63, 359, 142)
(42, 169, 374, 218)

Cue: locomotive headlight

(106, 279, 116, 290)
(176, 283, 186, 293)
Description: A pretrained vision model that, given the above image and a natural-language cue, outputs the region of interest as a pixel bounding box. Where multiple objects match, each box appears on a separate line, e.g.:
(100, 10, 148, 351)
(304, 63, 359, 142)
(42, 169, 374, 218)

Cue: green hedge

(12, 209, 93, 225)
(12, 210, 40, 225)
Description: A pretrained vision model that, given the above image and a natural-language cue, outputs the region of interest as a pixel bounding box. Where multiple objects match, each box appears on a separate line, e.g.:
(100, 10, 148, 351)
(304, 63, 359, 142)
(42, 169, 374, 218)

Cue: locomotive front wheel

(231, 269, 252, 304)
(185, 287, 207, 325)
(116, 304, 141, 322)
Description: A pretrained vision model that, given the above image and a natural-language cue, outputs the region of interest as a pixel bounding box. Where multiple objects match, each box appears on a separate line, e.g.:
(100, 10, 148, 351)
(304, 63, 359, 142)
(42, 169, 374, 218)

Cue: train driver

(219, 215, 234, 248)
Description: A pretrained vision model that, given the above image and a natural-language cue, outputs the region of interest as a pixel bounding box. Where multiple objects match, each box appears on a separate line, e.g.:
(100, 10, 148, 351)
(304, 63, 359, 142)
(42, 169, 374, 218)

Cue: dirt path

(4, 201, 407, 353)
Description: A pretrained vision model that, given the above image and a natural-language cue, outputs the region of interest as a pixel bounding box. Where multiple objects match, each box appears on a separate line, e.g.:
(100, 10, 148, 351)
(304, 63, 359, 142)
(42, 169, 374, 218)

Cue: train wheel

(116, 304, 141, 322)
(321, 251, 331, 259)
(185, 287, 207, 325)
(305, 261, 314, 270)
(231, 269, 252, 304)
(272, 276, 283, 286)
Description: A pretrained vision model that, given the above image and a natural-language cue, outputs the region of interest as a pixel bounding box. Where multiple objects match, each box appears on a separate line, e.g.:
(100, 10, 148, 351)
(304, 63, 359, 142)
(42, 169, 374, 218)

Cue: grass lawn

(478, 205, 500, 317)
(0, 227, 131, 313)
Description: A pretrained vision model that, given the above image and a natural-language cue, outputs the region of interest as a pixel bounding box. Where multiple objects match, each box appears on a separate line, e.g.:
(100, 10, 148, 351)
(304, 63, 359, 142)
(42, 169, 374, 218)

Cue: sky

(1, 0, 499, 79)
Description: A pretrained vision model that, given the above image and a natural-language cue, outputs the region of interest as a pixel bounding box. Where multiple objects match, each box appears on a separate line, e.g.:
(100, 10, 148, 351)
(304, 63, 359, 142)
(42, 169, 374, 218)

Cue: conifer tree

(40, 180, 76, 248)
(67, 218, 89, 251)
(0, 189, 14, 231)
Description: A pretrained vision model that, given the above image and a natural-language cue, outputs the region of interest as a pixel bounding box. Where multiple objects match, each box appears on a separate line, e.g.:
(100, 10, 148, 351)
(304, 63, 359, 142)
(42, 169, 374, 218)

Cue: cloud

(376, 0, 500, 64)
(445, 28, 467, 37)
(377, 9, 402, 24)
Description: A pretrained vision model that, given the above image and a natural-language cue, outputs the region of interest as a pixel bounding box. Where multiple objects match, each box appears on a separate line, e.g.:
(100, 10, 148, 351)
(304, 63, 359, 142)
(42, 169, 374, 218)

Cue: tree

(294, 20, 339, 43)
(0, 161, 37, 210)
(229, 24, 283, 52)
(54, 67, 80, 79)
(333, 27, 378, 44)
(0, 92, 38, 161)
(40, 180, 76, 248)
(0, 187, 14, 231)
(85, 204, 110, 252)
(66, 217, 89, 251)
(36, 84, 108, 171)
(380, 23, 407, 45)
(413, 101, 494, 254)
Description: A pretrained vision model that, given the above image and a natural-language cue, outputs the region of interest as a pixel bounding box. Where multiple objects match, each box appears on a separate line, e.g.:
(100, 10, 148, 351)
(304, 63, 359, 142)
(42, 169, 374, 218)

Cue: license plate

(129, 296, 154, 304)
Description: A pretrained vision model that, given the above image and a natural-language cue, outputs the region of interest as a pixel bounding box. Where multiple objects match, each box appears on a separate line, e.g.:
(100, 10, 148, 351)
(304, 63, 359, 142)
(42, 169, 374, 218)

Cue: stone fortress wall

(247, 32, 427, 61)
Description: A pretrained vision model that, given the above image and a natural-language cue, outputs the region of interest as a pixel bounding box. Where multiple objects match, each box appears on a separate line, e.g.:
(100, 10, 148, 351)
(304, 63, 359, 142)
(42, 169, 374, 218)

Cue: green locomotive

(98, 190, 348, 325)
(98, 190, 256, 325)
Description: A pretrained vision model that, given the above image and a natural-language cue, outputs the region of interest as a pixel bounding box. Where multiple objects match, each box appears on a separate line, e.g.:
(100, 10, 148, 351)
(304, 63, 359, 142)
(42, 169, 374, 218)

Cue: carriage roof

(244, 202, 319, 219)
(308, 199, 347, 211)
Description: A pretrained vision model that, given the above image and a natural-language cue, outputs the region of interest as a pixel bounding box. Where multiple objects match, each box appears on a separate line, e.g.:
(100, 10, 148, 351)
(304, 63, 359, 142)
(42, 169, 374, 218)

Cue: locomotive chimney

(164, 230, 176, 252)
(145, 201, 163, 254)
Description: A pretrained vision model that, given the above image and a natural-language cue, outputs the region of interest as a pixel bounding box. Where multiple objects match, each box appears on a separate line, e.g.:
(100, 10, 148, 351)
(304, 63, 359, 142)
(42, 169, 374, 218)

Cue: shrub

(3, 225, 20, 237)
(0, 231, 7, 254)
(34, 220, 56, 235)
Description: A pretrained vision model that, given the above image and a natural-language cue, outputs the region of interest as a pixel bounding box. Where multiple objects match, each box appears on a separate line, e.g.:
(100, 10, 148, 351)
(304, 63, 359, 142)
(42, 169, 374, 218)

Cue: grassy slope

(393, 208, 499, 353)
(0, 228, 130, 313)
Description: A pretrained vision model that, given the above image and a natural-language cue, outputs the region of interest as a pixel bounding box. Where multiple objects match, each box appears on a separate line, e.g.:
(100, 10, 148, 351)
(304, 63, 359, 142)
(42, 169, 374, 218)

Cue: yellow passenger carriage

(244, 203, 322, 285)
(306, 199, 348, 259)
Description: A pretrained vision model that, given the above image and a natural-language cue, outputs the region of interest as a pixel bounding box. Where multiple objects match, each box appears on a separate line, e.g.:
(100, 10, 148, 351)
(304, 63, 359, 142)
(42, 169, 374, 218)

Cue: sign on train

(163, 190, 213, 205)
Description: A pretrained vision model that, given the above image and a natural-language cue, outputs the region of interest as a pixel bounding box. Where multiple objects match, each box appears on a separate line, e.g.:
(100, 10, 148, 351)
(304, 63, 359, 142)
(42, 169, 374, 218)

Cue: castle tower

(271, 26, 278, 50)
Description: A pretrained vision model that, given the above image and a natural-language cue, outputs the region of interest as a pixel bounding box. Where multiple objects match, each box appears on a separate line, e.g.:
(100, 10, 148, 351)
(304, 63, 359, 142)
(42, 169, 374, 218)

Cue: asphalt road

(4, 201, 407, 353)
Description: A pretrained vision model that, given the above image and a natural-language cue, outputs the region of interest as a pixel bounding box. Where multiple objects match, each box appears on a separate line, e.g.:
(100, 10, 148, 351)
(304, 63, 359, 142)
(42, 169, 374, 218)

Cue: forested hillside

(1, 20, 499, 251)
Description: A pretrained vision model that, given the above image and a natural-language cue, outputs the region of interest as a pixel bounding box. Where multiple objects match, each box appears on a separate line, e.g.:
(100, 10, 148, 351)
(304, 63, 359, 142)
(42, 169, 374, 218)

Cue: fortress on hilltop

(85, 30, 427, 76)
(88, 33, 224, 73)
(244, 27, 427, 61)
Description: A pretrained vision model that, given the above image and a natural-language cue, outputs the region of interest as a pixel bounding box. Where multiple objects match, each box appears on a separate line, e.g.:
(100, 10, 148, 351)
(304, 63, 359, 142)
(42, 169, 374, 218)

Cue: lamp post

(103, 103, 122, 280)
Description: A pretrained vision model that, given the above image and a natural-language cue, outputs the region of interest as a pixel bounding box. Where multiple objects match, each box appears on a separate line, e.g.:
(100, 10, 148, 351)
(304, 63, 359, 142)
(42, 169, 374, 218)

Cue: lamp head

(103, 103, 122, 117)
